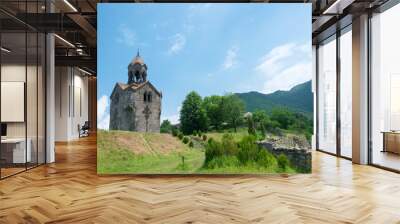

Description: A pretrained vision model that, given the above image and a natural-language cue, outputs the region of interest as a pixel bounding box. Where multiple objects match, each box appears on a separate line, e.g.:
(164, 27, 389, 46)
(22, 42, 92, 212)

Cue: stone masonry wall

(133, 84, 161, 132)
(257, 136, 311, 173)
(109, 88, 136, 131)
(109, 83, 161, 132)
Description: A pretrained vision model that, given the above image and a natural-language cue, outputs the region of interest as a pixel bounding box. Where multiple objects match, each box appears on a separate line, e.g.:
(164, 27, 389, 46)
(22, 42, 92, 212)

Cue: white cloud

(263, 62, 312, 94)
(98, 114, 110, 131)
(222, 46, 239, 70)
(255, 42, 312, 93)
(168, 33, 186, 55)
(161, 114, 180, 125)
(97, 95, 110, 130)
(116, 24, 136, 47)
(161, 106, 181, 125)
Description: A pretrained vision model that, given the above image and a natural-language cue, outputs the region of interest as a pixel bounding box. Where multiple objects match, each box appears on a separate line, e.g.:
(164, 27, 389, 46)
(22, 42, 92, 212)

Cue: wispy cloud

(222, 46, 239, 70)
(97, 95, 110, 130)
(168, 33, 186, 55)
(255, 42, 311, 93)
(116, 24, 136, 47)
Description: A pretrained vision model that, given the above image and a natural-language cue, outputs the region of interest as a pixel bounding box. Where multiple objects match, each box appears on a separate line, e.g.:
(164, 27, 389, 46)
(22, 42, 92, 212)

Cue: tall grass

(202, 133, 294, 173)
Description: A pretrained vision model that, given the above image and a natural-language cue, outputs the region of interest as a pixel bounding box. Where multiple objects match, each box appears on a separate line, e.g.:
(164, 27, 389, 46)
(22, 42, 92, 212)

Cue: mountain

(236, 80, 313, 116)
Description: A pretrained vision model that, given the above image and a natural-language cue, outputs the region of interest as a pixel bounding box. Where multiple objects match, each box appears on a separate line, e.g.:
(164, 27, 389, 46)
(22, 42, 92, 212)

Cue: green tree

(221, 94, 245, 132)
(259, 123, 266, 138)
(252, 110, 268, 124)
(202, 95, 224, 130)
(247, 116, 256, 136)
(270, 107, 295, 130)
(180, 91, 208, 135)
(252, 110, 268, 137)
(160, 120, 172, 133)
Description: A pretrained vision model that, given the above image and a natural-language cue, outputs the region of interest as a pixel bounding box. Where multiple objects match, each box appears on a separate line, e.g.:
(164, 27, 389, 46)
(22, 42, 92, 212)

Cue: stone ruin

(257, 134, 312, 173)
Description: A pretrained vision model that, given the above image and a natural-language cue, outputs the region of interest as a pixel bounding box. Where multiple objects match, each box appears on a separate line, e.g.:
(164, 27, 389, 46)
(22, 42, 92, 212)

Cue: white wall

(55, 67, 89, 141)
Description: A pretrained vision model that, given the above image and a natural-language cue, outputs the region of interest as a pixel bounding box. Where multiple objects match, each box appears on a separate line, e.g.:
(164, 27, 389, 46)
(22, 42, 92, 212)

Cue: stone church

(109, 52, 162, 132)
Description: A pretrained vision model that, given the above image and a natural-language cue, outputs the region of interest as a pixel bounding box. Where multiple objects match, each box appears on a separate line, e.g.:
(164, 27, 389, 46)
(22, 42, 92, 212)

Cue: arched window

(143, 91, 152, 103)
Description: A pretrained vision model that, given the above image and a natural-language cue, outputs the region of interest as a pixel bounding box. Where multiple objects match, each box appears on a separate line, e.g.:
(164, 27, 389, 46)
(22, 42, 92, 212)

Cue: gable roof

(110, 81, 162, 99)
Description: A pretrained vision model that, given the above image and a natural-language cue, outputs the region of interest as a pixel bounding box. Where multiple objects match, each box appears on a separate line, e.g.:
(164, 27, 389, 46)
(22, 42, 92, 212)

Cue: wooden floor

(1, 135, 400, 224)
(372, 150, 400, 171)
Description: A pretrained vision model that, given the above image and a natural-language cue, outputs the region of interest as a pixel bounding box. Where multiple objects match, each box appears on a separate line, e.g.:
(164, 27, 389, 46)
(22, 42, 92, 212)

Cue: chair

(79, 121, 90, 138)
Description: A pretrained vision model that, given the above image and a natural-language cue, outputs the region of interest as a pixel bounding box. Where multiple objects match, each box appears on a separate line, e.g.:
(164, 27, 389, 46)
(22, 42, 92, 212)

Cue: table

(382, 131, 400, 154)
(1, 138, 31, 164)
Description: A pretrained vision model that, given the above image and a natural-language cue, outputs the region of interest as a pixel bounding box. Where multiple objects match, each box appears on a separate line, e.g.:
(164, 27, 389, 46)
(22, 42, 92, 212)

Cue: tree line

(161, 91, 313, 141)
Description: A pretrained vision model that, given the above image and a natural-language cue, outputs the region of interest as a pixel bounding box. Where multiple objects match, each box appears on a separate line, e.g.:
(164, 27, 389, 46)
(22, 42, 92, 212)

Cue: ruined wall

(257, 136, 311, 173)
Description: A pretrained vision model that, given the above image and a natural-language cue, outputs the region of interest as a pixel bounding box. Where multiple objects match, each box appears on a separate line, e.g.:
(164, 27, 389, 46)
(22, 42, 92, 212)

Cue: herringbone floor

(1, 135, 400, 224)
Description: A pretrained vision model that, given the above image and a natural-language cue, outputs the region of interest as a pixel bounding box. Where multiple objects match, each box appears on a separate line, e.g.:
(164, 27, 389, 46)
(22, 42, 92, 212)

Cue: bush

(178, 133, 184, 140)
(172, 128, 178, 137)
(193, 130, 198, 136)
(247, 117, 256, 136)
(237, 135, 259, 165)
(221, 134, 239, 156)
(198, 131, 203, 137)
(204, 134, 238, 167)
(207, 137, 214, 144)
(277, 154, 290, 170)
(257, 149, 276, 168)
(189, 141, 194, 147)
(204, 139, 224, 165)
(258, 123, 266, 139)
(182, 136, 189, 144)
(202, 134, 207, 141)
(204, 156, 239, 169)
(160, 120, 172, 133)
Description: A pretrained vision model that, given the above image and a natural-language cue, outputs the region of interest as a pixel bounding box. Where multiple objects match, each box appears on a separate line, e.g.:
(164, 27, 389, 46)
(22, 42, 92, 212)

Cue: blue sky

(97, 3, 311, 128)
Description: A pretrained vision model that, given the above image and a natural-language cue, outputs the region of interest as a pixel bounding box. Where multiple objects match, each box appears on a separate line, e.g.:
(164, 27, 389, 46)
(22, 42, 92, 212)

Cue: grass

(97, 130, 204, 174)
(97, 129, 300, 174)
(98, 147, 205, 174)
(205, 128, 248, 142)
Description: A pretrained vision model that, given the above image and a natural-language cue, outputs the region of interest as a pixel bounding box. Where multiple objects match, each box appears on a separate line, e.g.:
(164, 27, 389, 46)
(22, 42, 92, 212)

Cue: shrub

(178, 133, 184, 140)
(204, 139, 224, 165)
(277, 154, 290, 170)
(189, 141, 194, 147)
(202, 134, 207, 141)
(237, 135, 259, 165)
(193, 130, 198, 136)
(204, 134, 239, 167)
(258, 123, 266, 139)
(160, 120, 172, 133)
(172, 128, 178, 137)
(198, 131, 203, 137)
(247, 117, 256, 136)
(207, 137, 214, 144)
(256, 149, 276, 168)
(182, 136, 189, 144)
(221, 134, 238, 156)
(204, 156, 239, 169)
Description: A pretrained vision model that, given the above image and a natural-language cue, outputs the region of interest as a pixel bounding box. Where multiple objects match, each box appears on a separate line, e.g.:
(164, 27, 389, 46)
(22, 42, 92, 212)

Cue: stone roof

(110, 81, 162, 99)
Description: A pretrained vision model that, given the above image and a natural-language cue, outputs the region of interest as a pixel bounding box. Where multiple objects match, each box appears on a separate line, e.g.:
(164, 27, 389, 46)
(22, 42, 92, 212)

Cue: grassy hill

(97, 130, 298, 174)
(97, 130, 205, 174)
(236, 80, 313, 116)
